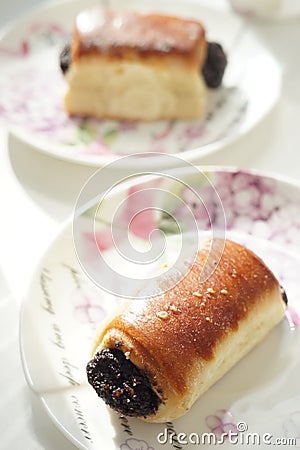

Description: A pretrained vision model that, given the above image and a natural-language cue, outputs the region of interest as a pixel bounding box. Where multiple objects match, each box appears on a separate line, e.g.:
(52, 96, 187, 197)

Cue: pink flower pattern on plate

(84, 230, 115, 253)
(120, 438, 155, 450)
(83, 180, 160, 255)
(0, 41, 29, 58)
(206, 409, 239, 438)
(70, 289, 106, 325)
(124, 185, 158, 240)
(0, 22, 68, 58)
(169, 170, 300, 249)
(285, 306, 300, 328)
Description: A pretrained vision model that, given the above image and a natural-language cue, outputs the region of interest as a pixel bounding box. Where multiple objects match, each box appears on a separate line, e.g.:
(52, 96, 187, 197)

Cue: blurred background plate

(0, 0, 281, 167)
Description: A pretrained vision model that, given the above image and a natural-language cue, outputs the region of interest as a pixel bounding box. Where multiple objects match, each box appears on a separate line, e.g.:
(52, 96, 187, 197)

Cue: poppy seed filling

(280, 286, 288, 305)
(86, 348, 161, 417)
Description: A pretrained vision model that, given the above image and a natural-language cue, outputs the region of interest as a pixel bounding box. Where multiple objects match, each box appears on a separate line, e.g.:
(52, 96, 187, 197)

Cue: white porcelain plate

(20, 167, 300, 450)
(229, 0, 300, 21)
(0, 0, 281, 167)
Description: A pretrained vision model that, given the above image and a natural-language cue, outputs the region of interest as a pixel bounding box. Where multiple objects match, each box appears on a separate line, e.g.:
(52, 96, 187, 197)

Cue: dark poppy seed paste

(59, 43, 71, 74)
(86, 348, 161, 417)
(280, 286, 288, 305)
(202, 42, 228, 88)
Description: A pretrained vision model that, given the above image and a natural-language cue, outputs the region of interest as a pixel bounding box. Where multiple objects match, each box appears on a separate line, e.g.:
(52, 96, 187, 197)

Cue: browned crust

(96, 239, 282, 396)
(71, 8, 207, 70)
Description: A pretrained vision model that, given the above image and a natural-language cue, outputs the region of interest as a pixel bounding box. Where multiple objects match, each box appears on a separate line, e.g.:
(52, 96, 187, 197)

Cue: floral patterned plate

(20, 167, 300, 449)
(0, 0, 281, 167)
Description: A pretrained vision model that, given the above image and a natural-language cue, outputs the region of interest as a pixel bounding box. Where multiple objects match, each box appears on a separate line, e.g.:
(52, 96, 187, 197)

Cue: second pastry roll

(86, 239, 287, 422)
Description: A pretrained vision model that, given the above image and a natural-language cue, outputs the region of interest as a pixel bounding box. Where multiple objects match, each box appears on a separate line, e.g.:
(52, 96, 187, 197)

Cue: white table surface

(0, 0, 299, 449)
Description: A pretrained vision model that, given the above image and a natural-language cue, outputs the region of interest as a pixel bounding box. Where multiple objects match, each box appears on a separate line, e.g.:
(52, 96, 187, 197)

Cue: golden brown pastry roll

(62, 8, 208, 121)
(86, 239, 287, 422)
